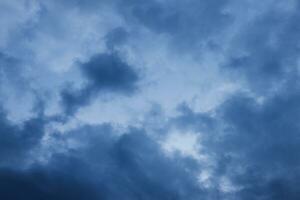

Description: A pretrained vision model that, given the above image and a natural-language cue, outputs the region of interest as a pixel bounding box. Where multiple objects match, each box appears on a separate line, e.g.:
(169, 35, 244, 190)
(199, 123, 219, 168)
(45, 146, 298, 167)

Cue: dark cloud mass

(61, 53, 139, 115)
(0, 125, 205, 200)
(216, 85, 300, 199)
(223, 2, 300, 92)
(173, 80, 300, 199)
(0, 109, 45, 167)
(1, 0, 300, 200)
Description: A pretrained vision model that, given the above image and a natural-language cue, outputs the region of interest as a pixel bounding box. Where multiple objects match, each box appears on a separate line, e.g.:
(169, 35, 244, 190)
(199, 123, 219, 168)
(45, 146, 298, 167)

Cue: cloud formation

(0, 124, 205, 200)
(0, 109, 45, 167)
(61, 53, 139, 115)
(1, 0, 300, 199)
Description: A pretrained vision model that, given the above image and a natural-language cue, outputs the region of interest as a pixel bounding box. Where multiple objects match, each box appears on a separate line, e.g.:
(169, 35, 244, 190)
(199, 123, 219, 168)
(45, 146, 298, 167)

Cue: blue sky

(1, 0, 300, 199)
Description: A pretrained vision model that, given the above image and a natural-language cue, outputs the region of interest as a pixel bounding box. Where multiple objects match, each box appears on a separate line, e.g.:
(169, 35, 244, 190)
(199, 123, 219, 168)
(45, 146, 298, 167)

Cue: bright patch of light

(161, 130, 202, 160)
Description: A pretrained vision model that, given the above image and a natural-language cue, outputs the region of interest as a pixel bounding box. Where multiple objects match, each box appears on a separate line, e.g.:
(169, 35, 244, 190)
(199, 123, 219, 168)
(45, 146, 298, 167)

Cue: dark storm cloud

(0, 167, 100, 200)
(202, 9, 300, 198)
(216, 86, 300, 199)
(0, 108, 45, 166)
(2, 0, 300, 200)
(0, 125, 206, 200)
(173, 79, 300, 199)
(61, 53, 139, 115)
(223, 2, 300, 92)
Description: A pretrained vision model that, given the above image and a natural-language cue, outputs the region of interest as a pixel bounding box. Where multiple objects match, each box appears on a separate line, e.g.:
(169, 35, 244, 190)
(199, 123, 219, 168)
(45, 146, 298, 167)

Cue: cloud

(0, 124, 206, 200)
(1, 0, 300, 199)
(61, 53, 139, 116)
(117, 0, 232, 51)
(222, 1, 300, 93)
(172, 79, 300, 199)
(0, 108, 45, 167)
(215, 85, 300, 199)
(0, 52, 24, 84)
(105, 27, 129, 50)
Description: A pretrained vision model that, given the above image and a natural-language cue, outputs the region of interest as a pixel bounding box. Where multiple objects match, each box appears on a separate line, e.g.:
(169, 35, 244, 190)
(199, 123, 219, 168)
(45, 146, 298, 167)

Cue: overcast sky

(1, 0, 300, 199)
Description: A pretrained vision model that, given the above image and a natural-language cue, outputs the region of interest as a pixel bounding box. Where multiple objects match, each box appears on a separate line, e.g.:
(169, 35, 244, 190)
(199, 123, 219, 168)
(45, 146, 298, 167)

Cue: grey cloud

(61, 53, 139, 115)
(0, 124, 206, 200)
(117, 0, 232, 51)
(223, 2, 300, 92)
(105, 27, 129, 50)
(1, 1, 300, 200)
(173, 80, 300, 199)
(0, 108, 45, 167)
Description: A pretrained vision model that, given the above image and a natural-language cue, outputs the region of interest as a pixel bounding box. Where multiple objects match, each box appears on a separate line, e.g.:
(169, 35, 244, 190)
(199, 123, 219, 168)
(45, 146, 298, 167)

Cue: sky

(0, 0, 300, 199)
